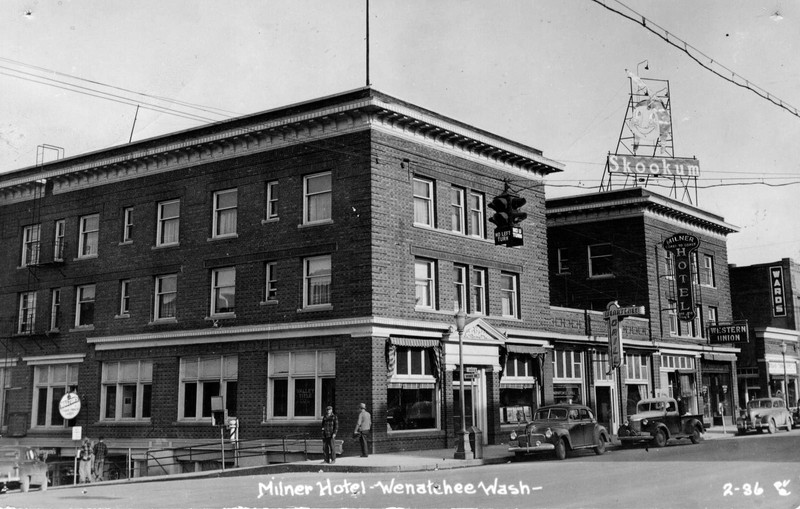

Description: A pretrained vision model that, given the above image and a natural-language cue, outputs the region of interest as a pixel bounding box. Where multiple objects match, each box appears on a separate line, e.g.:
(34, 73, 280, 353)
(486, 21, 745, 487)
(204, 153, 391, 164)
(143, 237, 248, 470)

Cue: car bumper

(736, 420, 764, 433)
(508, 443, 555, 454)
(617, 427, 652, 442)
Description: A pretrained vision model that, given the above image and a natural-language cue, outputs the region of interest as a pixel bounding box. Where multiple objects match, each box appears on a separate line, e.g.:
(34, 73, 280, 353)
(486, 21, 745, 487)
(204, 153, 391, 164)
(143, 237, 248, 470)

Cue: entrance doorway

(454, 367, 488, 445)
(595, 385, 614, 433)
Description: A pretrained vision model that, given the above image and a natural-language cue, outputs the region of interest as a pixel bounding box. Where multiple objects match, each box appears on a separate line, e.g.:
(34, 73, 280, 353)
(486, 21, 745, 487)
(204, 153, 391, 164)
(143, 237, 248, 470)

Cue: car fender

(651, 423, 670, 439)
(594, 427, 610, 444)
(553, 429, 573, 449)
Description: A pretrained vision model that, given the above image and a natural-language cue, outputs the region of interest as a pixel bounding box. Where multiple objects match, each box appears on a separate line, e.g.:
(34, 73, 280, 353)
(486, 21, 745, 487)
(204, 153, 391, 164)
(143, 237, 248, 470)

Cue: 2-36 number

(723, 482, 763, 496)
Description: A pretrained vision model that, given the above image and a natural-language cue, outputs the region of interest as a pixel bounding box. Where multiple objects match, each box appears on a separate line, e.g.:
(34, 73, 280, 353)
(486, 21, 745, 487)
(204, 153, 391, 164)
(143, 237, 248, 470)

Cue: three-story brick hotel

(0, 88, 742, 477)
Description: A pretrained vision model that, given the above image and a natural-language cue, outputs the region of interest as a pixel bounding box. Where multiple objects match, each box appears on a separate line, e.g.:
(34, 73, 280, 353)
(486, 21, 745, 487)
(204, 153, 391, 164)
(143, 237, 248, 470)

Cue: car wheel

(785, 417, 793, 431)
(21, 475, 30, 493)
(554, 438, 567, 460)
(690, 426, 702, 444)
(654, 429, 668, 448)
(768, 419, 777, 434)
(594, 436, 606, 455)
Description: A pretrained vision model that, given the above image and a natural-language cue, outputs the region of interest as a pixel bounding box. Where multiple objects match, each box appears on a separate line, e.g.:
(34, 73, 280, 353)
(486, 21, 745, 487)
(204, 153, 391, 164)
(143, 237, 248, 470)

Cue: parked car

(508, 404, 610, 460)
(792, 399, 800, 428)
(0, 446, 48, 492)
(736, 397, 793, 435)
(617, 397, 704, 447)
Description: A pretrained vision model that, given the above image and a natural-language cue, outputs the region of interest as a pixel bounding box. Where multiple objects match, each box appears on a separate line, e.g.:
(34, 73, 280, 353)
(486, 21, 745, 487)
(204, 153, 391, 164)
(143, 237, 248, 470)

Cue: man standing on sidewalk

(321, 406, 338, 464)
(93, 436, 108, 481)
(354, 402, 371, 457)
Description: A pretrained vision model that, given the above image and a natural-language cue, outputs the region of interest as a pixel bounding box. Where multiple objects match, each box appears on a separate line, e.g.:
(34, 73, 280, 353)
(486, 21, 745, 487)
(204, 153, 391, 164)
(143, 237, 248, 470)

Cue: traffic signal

(508, 196, 527, 224)
(488, 194, 512, 228)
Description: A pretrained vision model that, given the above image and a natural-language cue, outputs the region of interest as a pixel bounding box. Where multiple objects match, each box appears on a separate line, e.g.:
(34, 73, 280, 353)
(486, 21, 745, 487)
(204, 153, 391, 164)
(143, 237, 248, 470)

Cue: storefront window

(387, 388, 435, 430)
(553, 383, 582, 404)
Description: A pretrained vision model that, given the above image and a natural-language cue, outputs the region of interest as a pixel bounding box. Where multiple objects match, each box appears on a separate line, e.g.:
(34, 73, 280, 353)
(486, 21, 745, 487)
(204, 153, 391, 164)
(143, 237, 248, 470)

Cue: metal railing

(140, 433, 318, 477)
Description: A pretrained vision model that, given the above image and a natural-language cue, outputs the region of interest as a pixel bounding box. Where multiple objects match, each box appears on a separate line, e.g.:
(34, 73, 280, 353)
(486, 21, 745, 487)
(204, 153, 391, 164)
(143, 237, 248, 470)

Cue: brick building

(546, 187, 742, 428)
(0, 88, 572, 476)
(730, 258, 799, 407)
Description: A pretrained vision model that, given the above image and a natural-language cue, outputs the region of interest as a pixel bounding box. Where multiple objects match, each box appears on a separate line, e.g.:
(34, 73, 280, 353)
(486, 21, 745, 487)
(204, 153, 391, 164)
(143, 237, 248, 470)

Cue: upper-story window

(17, 292, 36, 334)
(692, 305, 703, 337)
(557, 247, 570, 274)
(75, 284, 96, 327)
(303, 256, 331, 308)
(553, 350, 582, 381)
(212, 189, 237, 238)
(101, 361, 152, 421)
(451, 187, 465, 234)
(664, 250, 675, 280)
(179, 355, 238, 421)
(588, 243, 613, 278)
(33, 364, 79, 428)
(21, 224, 41, 266)
(468, 191, 485, 238)
(54, 219, 65, 261)
(156, 200, 180, 246)
(265, 262, 278, 302)
(154, 275, 177, 320)
(119, 279, 131, 317)
(78, 214, 99, 258)
(453, 265, 468, 312)
(707, 306, 718, 327)
(122, 207, 134, 242)
(395, 347, 433, 377)
(304, 172, 332, 224)
(414, 258, 437, 309)
(668, 300, 679, 335)
(211, 267, 236, 315)
(49, 289, 61, 331)
(700, 254, 715, 287)
(500, 272, 520, 318)
(472, 267, 487, 315)
(413, 177, 434, 227)
(266, 181, 279, 220)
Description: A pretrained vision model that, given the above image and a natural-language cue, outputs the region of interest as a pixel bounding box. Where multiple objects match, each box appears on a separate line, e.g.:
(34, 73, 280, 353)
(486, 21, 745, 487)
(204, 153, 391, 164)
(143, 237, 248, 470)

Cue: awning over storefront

(389, 338, 441, 348)
(386, 337, 442, 379)
(505, 344, 546, 357)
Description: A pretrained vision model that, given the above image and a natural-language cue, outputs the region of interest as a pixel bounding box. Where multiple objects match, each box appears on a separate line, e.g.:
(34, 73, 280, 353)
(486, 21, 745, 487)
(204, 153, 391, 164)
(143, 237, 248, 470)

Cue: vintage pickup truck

(617, 397, 704, 447)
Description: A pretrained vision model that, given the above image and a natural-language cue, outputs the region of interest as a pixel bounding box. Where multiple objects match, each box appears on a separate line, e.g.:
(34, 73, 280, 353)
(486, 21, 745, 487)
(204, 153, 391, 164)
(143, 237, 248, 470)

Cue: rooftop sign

(608, 155, 700, 178)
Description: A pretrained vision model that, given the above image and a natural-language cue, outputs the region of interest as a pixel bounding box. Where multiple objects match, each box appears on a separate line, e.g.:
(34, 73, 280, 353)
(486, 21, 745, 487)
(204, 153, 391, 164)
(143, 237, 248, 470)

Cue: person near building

(354, 402, 371, 457)
(78, 438, 94, 483)
(321, 406, 338, 464)
(93, 436, 108, 481)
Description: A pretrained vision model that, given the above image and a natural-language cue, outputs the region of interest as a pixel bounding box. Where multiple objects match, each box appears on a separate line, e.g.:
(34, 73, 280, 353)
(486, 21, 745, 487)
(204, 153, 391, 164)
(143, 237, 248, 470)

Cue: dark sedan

(508, 404, 610, 460)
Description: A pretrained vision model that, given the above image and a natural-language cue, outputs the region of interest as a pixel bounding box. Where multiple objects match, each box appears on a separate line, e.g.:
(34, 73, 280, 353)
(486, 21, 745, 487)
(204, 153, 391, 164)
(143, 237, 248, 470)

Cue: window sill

(152, 243, 180, 250)
(148, 318, 177, 325)
(387, 427, 442, 435)
(74, 254, 98, 261)
(261, 218, 279, 225)
(97, 419, 152, 425)
(261, 419, 323, 425)
(588, 274, 615, 280)
(69, 325, 95, 332)
(260, 300, 279, 306)
(118, 240, 133, 246)
(298, 219, 333, 229)
(297, 304, 333, 312)
(207, 234, 238, 242)
(115, 314, 130, 319)
(206, 313, 236, 321)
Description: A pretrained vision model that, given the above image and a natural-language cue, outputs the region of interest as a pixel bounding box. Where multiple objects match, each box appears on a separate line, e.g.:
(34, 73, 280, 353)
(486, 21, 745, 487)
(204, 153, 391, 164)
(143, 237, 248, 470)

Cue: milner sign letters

(607, 155, 700, 177)
(663, 234, 700, 322)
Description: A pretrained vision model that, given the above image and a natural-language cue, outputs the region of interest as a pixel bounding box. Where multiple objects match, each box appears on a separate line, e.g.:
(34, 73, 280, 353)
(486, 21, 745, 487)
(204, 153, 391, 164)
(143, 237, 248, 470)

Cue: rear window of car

(535, 408, 568, 420)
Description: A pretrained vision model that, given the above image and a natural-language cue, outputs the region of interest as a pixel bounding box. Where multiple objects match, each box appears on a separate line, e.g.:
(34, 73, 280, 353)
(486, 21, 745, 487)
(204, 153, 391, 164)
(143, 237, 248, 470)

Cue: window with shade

(303, 172, 332, 224)
(212, 188, 237, 238)
(303, 256, 331, 308)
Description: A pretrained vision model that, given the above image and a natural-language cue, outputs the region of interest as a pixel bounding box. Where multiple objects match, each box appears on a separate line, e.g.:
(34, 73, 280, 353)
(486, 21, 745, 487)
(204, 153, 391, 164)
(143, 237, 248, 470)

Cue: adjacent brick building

(546, 187, 742, 427)
(730, 258, 799, 407)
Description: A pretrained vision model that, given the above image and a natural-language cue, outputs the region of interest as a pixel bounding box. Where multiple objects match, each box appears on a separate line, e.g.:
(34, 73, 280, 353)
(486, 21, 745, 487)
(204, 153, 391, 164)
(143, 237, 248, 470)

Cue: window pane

(183, 382, 197, 418)
(201, 381, 221, 417)
(142, 384, 152, 418)
(387, 388, 435, 430)
(105, 387, 117, 419)
(51, 387, 65, 427)
(294, 379, 315, 417)
(321, 378, 335, 412)
(122, 384, 137, 418)
(396, 348, 409, 375)
(273, 379, 288, 417)
(36, 388, 48, 426)
(226, 381, 238, 417)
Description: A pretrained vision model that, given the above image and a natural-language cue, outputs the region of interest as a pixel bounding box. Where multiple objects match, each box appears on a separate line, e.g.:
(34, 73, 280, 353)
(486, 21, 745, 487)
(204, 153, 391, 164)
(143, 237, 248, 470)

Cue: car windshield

(637, 401, 665, 412)
(748, 400, 772, 409)
(534, 408, 568, 420)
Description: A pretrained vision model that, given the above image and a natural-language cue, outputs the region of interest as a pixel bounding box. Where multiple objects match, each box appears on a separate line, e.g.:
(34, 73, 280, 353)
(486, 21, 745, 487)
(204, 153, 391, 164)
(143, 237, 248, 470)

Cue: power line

(589, 0, 800, 119)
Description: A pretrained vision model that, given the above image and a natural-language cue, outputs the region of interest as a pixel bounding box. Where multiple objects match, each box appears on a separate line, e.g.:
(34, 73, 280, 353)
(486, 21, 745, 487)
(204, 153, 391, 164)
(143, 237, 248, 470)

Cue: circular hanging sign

(59, 392, 81, 420)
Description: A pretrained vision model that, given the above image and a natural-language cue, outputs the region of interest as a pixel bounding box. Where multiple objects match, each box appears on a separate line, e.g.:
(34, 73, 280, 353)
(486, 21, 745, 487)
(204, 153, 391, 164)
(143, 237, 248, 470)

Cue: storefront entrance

(594, 385, 615, 434)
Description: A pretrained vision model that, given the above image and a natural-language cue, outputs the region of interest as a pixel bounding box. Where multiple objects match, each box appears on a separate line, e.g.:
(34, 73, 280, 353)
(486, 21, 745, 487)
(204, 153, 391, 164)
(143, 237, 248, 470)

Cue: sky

(1, 0, 799, 267)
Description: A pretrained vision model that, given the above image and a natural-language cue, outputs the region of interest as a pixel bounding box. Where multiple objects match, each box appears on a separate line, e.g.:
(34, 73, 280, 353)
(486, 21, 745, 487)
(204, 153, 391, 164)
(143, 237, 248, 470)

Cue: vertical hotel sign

(663, 234, 700, 322)
(770, 266, 787, 317)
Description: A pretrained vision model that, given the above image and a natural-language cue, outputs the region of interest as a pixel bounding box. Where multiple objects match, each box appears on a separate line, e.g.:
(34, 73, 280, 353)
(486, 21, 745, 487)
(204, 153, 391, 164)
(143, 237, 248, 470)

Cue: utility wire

(589, 0, 800, 119)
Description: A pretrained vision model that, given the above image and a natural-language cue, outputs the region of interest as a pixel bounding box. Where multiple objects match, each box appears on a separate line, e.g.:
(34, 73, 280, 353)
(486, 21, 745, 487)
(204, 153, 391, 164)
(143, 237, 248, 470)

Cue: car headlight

(545, 428, 553, 438)
(642, 419, 648, 426)
(510, 431, 517, 440)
